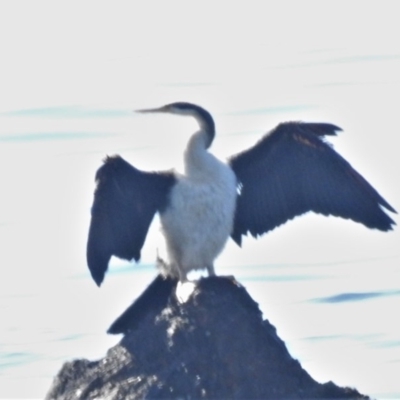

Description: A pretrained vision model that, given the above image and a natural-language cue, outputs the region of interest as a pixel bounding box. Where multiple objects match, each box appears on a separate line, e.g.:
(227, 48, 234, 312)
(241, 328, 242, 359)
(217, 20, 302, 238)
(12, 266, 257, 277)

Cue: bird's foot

(206, 264, 216, 276)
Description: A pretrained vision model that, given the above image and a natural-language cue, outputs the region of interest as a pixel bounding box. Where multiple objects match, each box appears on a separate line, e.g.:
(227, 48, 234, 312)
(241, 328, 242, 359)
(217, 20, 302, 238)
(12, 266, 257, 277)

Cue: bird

(86, 102, 396, 288)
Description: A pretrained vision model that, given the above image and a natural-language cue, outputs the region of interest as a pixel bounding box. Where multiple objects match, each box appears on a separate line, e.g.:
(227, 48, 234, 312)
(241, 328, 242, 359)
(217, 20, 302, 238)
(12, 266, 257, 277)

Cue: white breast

(159, 136, 237, 280)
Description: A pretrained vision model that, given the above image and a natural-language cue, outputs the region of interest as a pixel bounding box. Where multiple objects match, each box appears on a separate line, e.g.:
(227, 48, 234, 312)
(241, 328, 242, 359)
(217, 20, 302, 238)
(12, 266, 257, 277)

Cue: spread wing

(86, 155, 176, 286)
(229, 122, 396, 245)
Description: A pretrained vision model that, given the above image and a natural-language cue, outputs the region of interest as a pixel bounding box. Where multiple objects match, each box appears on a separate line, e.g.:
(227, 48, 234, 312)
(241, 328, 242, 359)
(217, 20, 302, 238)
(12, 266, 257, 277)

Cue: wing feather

(229, 122, 396, 245)
(86, 155, 176, 286)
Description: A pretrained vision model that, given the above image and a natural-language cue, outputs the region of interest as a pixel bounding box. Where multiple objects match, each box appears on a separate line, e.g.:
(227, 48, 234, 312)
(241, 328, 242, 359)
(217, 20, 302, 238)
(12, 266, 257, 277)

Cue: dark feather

(86, 155, 176, 286)
(229, 122, 396, 245)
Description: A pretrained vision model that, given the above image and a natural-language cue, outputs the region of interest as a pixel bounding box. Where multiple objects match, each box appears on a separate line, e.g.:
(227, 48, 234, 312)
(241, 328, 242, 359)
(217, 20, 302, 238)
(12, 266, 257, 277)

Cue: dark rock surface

(46, 276, 369, 399)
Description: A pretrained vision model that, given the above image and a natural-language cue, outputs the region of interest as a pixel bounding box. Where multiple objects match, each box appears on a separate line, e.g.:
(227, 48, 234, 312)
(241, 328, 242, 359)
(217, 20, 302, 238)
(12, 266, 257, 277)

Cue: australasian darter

(87, 102, 396, 289)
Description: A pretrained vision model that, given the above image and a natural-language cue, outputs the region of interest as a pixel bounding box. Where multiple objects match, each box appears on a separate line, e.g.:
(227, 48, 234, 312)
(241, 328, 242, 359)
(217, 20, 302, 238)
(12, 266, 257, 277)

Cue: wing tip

(230, 231, 243, 247)
(102, 154, 121, 163)
(381, 215, 397, 232)
(302, 122, 342, 137)
(90, 268, 105, 287)
(381, 200, 397, 215)
(86, 240, 109, 287)
(278, 121, 342, 134)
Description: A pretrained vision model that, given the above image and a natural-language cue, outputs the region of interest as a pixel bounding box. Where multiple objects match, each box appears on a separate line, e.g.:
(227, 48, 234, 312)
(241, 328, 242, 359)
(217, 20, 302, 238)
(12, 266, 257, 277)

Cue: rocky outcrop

(46, 276, 369, 399)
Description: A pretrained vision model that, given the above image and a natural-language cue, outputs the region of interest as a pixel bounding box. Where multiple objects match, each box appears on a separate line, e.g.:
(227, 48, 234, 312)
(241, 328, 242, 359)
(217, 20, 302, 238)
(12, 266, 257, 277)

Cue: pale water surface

(0, 2, 399, 399)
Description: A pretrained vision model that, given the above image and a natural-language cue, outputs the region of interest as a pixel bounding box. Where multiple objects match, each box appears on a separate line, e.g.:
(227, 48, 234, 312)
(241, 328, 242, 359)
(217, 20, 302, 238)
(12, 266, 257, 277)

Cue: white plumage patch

(158, 130, 237, 281)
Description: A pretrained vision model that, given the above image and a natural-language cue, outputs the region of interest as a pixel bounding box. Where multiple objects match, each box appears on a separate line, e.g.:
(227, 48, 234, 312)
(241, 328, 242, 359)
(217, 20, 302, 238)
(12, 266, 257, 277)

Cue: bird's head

(137, 102, 215, 148)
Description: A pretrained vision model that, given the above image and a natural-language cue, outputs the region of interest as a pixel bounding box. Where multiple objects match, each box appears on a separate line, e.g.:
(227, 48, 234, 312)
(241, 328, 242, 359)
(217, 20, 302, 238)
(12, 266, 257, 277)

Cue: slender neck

(192, 106, 215, 149)
(184, 130, 213, 178)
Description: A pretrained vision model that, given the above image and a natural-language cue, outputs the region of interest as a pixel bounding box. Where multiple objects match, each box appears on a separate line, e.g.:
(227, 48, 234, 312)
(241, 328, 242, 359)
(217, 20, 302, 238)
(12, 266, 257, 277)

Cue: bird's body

(86, 102, 396, 288)
(158, 132, 237, 280)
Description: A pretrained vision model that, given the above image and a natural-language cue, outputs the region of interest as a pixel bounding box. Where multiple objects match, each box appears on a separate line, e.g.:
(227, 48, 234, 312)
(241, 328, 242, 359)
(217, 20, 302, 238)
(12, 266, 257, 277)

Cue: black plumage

(87, 155, 176, 286)
(86, 103, 396, 289)
(229, 122, 396, 245)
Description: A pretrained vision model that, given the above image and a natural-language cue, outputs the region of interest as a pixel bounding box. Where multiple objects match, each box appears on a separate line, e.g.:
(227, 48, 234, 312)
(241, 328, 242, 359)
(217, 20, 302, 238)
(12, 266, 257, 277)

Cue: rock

(46, 276, 369, 399)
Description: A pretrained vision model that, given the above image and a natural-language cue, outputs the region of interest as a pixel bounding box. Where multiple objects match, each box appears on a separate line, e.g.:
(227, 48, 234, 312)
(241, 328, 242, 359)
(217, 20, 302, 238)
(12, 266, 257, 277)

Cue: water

(0, 2, 399, 399)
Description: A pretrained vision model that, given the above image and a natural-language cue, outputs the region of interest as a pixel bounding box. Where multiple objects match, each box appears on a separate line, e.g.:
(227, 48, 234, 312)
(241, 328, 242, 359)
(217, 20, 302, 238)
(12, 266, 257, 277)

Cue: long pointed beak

(135, 105, 169, 114)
